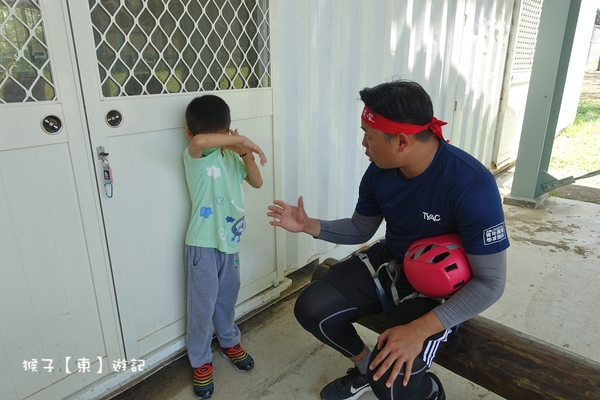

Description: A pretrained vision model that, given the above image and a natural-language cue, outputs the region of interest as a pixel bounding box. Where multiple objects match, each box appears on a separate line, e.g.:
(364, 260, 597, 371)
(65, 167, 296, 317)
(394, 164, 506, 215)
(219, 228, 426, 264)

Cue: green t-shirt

(183, 147, 248, 253)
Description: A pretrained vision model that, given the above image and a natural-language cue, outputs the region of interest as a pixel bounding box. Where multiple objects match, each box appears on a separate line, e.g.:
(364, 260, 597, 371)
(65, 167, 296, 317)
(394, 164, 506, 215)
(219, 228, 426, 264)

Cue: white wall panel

(493, 0, 542, 170)
(0, 145, 112, 399)
(275, 0, 514, 272)
(556, 0, 597, 133)
(450, 0, 514, 165)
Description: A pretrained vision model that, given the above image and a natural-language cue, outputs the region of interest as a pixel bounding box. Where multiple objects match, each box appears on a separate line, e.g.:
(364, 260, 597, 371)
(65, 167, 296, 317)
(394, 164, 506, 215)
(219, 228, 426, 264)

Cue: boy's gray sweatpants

(185, 245, 242, 368)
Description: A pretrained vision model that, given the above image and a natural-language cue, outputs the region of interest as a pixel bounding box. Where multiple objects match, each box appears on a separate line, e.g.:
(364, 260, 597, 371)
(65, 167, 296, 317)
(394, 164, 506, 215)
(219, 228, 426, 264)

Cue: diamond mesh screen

(90, 0, 271, 97)
(0, 0, 56, 104)
(513, 0, 543, 73)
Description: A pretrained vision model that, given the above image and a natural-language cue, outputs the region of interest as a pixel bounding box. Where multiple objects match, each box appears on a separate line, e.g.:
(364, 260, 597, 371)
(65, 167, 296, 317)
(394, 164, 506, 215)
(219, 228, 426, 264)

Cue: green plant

(548, 98, 600, 204)
(550, 99, 600, 173)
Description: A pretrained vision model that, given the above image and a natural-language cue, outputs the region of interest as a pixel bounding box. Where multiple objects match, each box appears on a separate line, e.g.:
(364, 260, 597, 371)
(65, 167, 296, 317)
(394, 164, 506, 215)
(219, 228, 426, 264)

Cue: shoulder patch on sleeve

(483, 222, 507, 245)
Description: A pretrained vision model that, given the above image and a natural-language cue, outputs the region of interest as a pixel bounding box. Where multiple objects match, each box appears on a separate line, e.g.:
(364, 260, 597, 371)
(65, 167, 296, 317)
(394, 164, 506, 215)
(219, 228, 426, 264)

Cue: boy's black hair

(185, 95, 231, 135)
(359, 80, 434, 142)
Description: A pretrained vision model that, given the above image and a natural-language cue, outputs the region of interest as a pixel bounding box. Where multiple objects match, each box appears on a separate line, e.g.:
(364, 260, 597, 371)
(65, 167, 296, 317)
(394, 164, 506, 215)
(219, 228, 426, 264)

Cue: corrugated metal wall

(273, 0, 514, 272)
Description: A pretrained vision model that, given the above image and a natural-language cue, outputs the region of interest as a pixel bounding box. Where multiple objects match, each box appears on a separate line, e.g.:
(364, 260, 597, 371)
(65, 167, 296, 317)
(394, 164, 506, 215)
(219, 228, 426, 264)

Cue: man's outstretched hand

(267, 196, 310, 233)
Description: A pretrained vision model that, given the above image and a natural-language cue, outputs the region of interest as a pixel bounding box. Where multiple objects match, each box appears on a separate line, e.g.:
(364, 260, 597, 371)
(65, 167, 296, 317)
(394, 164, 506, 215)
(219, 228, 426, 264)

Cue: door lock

(41, 115, 63, 134)
(106, 110, 123, 127)
(96, 146, 113, 198)
(96, 146, 109, 161)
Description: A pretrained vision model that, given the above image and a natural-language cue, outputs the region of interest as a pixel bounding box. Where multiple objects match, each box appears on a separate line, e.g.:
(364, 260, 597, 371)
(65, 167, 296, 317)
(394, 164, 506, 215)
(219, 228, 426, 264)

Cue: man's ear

(186, 128, 193, 140)
(396, 133, 409, 152)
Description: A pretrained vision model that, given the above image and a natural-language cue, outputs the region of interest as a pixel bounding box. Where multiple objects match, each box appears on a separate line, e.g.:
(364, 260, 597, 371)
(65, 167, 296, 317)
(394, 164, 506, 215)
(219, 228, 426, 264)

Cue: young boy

(183, 94, 266, 399)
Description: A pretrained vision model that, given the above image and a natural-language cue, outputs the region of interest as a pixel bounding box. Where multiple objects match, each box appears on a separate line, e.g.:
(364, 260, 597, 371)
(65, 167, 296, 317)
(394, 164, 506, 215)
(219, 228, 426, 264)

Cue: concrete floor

(109, 168, 600, 400)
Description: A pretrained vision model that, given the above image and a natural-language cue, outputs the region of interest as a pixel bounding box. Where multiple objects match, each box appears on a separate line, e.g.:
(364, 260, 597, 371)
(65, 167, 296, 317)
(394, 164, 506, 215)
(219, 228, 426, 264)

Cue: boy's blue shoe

(220, 343, 255, 372)
(193, 363, 214, 399)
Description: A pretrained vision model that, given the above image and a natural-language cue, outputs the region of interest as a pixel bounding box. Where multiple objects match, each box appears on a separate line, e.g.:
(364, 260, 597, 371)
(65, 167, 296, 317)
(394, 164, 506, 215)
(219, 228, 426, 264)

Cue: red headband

(361, 106, 448, 141)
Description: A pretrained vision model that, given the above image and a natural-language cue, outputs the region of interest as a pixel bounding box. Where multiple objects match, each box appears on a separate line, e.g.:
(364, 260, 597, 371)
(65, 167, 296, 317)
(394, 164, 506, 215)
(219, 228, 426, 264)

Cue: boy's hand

(221, 129, 245, 154)
(224, 129, 267, 166)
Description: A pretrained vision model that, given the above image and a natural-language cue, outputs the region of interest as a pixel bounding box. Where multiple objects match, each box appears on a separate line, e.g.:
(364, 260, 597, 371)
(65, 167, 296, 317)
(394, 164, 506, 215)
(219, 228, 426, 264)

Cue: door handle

(106, 110, 123, 127)
(41, 115, 63, 134)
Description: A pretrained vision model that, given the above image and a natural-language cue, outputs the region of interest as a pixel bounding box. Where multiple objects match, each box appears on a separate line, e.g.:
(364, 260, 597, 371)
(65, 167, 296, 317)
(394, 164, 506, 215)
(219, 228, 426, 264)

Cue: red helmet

(404, 234, 472, 298)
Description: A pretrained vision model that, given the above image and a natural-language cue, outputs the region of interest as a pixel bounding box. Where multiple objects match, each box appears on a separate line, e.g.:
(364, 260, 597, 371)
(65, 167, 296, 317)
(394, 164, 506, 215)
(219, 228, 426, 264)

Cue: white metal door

(0, 1, 122, 399)
(493, 0, 543, 170)
(66, 0, 279, 361)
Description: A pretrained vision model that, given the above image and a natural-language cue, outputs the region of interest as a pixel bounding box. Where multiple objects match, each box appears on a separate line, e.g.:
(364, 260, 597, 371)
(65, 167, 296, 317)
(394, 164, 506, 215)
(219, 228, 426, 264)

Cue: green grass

(548, 98, 600, 204)
(550, 99, 600, 174)
(549, 188, 600, 205)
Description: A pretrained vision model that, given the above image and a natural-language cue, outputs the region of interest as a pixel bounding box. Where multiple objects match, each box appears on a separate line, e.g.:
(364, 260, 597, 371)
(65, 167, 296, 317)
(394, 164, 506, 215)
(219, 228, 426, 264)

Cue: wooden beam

(312, 259, 600, 399)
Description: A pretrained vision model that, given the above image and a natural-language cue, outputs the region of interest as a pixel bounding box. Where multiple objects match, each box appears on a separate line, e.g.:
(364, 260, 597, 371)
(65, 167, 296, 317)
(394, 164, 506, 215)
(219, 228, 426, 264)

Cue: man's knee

(293, 280, 333, 329)
(293, 286, 317, 329)
(294, 280, 358, 331)
(367, 346, 430, 400)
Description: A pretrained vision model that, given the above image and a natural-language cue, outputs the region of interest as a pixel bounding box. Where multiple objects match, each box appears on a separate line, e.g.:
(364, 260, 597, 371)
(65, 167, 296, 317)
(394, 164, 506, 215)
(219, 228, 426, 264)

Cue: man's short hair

(359, 80, 434, 142)
(185, 95, 231, 135)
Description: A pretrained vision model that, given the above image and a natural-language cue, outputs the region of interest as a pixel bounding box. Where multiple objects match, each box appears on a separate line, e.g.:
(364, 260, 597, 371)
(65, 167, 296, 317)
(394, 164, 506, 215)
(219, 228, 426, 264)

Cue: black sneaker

(426, 372, 446, 400)
(320, 367, 371, 400)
